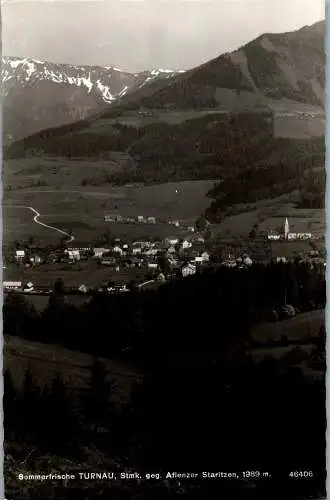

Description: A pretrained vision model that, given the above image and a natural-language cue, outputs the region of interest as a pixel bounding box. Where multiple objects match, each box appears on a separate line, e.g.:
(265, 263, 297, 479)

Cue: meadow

(4, 262, 147, 289)
(250, 309, 324, 344)
(4, 335, 143, 403)
(4, 158, 215, 245)
(213, 200, 324, 239)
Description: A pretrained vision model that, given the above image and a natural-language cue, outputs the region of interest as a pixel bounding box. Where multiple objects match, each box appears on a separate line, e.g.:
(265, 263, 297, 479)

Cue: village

(3, 216, 325, 296)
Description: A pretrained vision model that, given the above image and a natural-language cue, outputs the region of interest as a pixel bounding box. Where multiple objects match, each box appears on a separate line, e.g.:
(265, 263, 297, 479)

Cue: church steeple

(284, 217, 289, 240)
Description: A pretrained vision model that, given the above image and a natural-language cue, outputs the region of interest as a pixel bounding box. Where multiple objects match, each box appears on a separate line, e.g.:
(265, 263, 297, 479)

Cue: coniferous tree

(4, 369, 18, 431)
(47, 373, 74, 452)
(54, 277, 65, 296)
(20, 368, 41, 435)
(81, 359, 116, 435)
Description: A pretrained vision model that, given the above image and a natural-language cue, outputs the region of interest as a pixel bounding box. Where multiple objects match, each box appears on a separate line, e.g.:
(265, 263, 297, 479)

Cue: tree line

(206, 138, 325, 221)
(4, 260, 326, 499)
(4, 261, 326, 367)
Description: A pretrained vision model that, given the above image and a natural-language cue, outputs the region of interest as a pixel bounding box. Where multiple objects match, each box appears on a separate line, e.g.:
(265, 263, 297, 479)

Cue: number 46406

(289, 471, 313, 478)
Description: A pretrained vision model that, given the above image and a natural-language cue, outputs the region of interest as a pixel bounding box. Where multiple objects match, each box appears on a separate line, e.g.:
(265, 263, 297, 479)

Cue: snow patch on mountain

(96, 80, 115, 102)
(1, 56, 185, 104)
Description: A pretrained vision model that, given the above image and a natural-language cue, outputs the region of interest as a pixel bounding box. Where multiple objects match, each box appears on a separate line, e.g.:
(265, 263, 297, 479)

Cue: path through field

(4, 205, 75, 243)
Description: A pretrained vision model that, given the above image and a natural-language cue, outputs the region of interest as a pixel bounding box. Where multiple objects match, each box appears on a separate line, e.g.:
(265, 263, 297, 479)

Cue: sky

(2, 0, 325, 72)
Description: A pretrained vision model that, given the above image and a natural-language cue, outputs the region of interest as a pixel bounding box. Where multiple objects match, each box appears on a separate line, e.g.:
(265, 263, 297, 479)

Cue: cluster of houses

(104, 213, 196, 232)
(8, 234, 213, 279)
(3, 280, 34, 292)
(104, 214, 157, 224)
(93, 235, 212, 278)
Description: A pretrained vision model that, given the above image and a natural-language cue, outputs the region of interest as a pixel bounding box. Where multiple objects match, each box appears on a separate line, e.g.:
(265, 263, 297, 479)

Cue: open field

(4, 262, 147, 288)
(249, 310, 325, 380)
(4, 160, 214, 244)
(92, 103, 324, 138)
(5, 293, 92, 313)
(250, 309, 324, 344)
(213, 199, 324, 241)
(269, 241, 318, 259)
(4, 335, 143, 403)
(259, 204, 325, 235)
(274, 114, 325, 139)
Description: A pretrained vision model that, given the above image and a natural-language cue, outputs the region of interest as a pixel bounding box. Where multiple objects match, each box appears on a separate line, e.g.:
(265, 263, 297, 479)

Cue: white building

(182, 240, 192, 250)
(113, 246, 123, 255)
(15, 250, 25, 260)
(23, 282, 34, 292)
(30, 255, 42, 264)
(243, 255, 253, 266)
(267, 234, 281, 241)
(93, 248, 108, 258)
(288, 233, 312, 240)
(182, 263, 196, 277)
(67, 249, 80, 261)
(166, 238, 179, 246)
(132, 247, 142, 255)
(3, 281, 22, 290)
(201, 251, 210, 262)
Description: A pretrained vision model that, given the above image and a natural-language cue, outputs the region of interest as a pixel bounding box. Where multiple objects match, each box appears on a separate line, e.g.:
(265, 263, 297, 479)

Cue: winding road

(5, 205, 75, 243)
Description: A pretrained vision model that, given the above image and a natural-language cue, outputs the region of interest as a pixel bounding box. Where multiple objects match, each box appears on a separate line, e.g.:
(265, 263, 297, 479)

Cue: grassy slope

(4, 334, 143, 401)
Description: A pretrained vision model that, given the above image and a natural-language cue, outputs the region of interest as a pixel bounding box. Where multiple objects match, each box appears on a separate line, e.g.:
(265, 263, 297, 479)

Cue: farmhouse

(3, 281, 22, 290)
(15, 250, 25, 260)
(29, 254, 43, 265)
(182, 239, 192, 250)
(201, 251, 210, 262)
(166, 238, 179, 246)
(23, 282, 34, 293)
(66, 249, 81, 261)
(132, 247, 142, 255)
(182, 263, 196, 277)
(243, 255, 253, 266)
(113, 245, 123, 255)
(93, 247, 108, 258)
(268, 233, 281, 241)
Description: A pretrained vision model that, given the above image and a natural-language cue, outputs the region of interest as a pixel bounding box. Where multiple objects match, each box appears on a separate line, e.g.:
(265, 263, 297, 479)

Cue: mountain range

(3, 20, 325, 222)
(1, 57, 184, 143)
(4, 21, 325, 170)
(3, 20, 325, 146)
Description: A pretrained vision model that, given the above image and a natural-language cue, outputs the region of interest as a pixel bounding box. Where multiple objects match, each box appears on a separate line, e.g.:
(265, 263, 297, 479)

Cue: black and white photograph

(1, 0, 326, 498)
